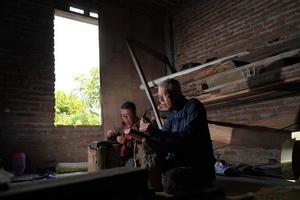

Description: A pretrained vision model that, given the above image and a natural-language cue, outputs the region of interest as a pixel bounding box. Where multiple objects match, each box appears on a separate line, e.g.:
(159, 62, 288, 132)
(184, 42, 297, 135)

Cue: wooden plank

(248, 111, 300, 130)
(127, 38, 176, 73)
(139, 51, 249, 89)
(140, 46, 299, 91)
(212, 141, 230, 150)
(177, 50, 300, 100)
(181, 64, 300, 100)
(237, 33, 300, 62)
(56, 162, 87, 173)
(208, 120, 290, 134)
(213, 48, 299, 79)
(126, 40, 162, 129)
(88, 143, 121, 172)
(177, 60, 237, 85)
(209, 122, 290, 149)
(201, 49, 300, 90)
(204, 89, 298, 110)
(199, 76, 300, 108)
(55, 9, 98, 25)
(203, 63, 300, 96)
(149, 50, 300, 110)
(0, 167, 149, 199)
(209, 124, 233, 145)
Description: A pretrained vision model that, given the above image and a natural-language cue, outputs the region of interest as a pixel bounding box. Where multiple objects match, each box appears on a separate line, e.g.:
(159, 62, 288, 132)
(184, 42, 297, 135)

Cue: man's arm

(125, 129, 149, 141)
(107, 127, 122, 140)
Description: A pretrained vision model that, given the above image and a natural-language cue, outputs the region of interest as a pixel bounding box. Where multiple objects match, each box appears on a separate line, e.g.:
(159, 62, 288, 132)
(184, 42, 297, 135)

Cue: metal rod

(126, 40, 163, 129)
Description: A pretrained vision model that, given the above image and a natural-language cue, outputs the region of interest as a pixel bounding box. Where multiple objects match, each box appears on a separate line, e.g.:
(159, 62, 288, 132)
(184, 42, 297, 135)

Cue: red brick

(174, 0, 299, 68)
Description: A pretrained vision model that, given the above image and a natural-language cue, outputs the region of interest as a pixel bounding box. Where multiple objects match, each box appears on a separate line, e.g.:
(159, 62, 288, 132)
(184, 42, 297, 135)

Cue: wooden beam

(127, 38, 176, 73)
(202, 76, 300, 102)
(208, 120, 291, 134)
(0, 167, 149, 199)
(139, 51, 249, 89)
(202, 62, 300, 96)
(126, 40, 163, 129)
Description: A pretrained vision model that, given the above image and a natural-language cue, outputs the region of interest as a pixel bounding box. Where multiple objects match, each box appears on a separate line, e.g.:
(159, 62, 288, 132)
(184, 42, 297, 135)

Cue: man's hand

(116, 136, 125, 144)
(139, 120, 152, 134)
(126, 128, 148, 141)
(107, 129, 116, 139)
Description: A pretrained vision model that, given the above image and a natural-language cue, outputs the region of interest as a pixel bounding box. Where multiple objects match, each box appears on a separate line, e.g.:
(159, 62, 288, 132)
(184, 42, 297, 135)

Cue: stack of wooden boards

(145, 34, 300, 110)
(176, 35, 300, 109)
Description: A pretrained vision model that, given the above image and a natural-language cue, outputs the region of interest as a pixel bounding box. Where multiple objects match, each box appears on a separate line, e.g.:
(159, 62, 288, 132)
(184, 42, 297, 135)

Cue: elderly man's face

(158, 86, 172, 111)
(120, 108, 136, 126)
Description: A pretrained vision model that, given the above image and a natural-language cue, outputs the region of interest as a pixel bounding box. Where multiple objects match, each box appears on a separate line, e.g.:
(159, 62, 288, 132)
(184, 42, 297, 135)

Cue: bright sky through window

(54, 15, 99, 92)
(69, 6, 84, 14)
(89, 12, 99, 18)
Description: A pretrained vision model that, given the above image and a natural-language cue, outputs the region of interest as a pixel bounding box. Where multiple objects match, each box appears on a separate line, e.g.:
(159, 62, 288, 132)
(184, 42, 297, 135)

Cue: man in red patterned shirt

(107, 101, 139, 167)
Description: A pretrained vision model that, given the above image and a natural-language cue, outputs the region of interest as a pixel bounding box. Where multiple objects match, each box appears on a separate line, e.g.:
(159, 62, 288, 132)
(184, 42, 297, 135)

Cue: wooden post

(126, 39, 162, 129)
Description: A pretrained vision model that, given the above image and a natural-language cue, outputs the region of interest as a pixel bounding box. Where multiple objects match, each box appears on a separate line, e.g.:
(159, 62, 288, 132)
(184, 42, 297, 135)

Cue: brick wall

(0, 0, 104, 172)
(48, 126, 102, 163)
(173, 0, 300, 164)
(174, 0, 300, 69)
(0, 0, 166, 173)
(173, 0, 300, 125)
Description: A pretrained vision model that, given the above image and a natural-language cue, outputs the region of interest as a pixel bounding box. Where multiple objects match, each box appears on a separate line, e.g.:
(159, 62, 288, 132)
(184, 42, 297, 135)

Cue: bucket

(12, 152, 26, 176)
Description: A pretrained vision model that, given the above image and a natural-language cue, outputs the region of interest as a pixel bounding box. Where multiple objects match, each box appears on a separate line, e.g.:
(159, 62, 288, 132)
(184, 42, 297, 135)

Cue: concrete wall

(100, 5, 165, 134)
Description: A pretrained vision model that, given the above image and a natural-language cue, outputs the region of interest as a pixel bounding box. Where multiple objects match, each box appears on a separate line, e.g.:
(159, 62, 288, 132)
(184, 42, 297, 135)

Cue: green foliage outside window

(54, 66, 101, 125)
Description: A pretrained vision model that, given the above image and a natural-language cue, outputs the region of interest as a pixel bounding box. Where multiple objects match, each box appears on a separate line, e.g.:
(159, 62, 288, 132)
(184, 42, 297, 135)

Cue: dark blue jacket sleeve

(151, 99, 207, 151)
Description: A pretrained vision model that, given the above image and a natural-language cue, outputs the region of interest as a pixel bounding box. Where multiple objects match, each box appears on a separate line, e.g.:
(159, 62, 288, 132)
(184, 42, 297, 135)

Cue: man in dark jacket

(139, 78, 216, 195)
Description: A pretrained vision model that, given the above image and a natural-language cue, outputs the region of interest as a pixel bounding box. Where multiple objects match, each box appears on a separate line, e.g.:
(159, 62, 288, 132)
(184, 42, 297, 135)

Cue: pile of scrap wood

(147, 34, 300, 110)
(194, 48, 300, 109)
(177, 35, 300, 109)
